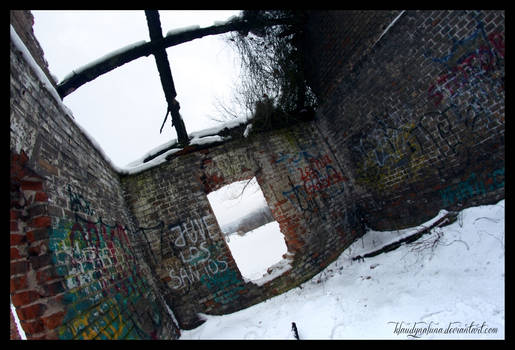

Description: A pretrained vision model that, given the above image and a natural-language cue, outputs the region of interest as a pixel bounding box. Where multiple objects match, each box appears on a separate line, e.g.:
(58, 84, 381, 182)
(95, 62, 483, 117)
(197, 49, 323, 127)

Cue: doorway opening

(207, 177, 291, 284)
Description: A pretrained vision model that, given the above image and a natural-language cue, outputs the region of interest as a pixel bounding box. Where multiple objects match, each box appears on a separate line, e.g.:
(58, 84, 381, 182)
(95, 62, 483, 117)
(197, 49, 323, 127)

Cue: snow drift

(180, 200, 505, 340)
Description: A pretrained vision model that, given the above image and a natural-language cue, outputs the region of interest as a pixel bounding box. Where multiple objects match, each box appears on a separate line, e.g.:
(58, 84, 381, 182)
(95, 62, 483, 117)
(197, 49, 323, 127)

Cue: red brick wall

(10, 11, 180, 339)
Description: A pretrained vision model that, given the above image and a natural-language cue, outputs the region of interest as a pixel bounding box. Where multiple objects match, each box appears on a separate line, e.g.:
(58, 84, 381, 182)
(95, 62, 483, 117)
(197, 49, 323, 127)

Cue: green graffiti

(439, 167, 504, 207)
(49, 217, 163, 339)
(200, 268, 244, 305)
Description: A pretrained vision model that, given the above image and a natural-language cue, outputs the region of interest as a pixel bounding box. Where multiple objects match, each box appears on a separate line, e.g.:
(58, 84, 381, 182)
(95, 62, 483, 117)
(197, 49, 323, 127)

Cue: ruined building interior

(10, 10, 504, 339)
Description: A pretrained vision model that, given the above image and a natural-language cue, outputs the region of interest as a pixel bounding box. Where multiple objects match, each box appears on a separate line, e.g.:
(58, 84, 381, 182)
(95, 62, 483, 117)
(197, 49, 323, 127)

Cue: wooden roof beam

(55, 14, 294, 99)
(144, 10, 188, 145)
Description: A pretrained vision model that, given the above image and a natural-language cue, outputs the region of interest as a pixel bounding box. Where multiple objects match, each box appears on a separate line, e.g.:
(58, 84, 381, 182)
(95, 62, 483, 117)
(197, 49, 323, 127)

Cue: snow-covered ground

(180, 200, 505, 340)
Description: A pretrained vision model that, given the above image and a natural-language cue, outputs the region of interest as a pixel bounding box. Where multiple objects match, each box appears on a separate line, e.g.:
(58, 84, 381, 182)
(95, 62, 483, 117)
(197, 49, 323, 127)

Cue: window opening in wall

(207, 177, 291, 284)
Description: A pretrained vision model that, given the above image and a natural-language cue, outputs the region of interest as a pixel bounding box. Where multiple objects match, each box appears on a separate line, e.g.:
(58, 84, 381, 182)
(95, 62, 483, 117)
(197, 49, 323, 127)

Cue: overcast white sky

(32, 10, 243, 168)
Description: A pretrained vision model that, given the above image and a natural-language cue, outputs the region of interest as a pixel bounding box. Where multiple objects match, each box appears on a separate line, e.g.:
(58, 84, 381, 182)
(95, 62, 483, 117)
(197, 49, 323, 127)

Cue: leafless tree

(217, 10, 318, 125)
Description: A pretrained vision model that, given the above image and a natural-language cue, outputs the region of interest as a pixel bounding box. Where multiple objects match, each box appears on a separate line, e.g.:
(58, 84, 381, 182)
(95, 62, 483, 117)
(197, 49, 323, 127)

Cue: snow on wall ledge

(11, 24, 243, 177)
(10, 16, 181, 339)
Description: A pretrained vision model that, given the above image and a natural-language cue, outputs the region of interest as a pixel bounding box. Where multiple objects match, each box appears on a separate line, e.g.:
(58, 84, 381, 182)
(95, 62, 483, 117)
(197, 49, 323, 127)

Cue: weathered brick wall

(303, 10, 401, 101)
(121, 122, 362, 329)
(11, 9, 504, 338)
(304, 10, 505, 230)
(10, 11, 56, 90)
(10, 11, 179, 339)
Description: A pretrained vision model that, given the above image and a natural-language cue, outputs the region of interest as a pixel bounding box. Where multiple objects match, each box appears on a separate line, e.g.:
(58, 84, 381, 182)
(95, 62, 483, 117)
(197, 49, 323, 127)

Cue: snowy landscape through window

(207, 177, 290, 283)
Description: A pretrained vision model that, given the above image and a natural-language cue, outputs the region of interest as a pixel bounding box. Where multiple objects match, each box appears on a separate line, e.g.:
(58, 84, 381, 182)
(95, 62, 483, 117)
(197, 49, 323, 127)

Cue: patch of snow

(124, 115, 250, 171)
(225, 222, 288, 282)
(190, 135, 228, 146)
(11, 25, 124, 174)
(165, 25, 201, 37)
(248, 257, 293, 287)
(213, 14, 242, 26)
(10, 301, 26, 340)
(121, 147, 182, 175)
(180, 200, 504, 339)
(243, 123, 253, 137)
(372, 10, 406, 49)
(60, 40, 147, 83)
(124, 138, 180, 168)
(189, 115, 250, 139)
(11, 25, 68, 116)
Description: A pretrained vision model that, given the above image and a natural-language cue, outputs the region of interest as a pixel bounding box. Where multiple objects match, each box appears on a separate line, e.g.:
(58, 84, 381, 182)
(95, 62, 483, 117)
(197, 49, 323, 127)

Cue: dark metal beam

(56, 15, 294, 99)
(144, 10, 188, 145)
(54, 11, 296, 144)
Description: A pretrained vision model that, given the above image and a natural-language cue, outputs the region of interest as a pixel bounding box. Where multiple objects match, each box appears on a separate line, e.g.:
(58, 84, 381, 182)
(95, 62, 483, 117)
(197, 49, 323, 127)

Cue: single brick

(10, 247, 26, 260)
(29, 253, 53, 270)
(19, 318, 45, 336)
(29, 216, 51, 229)
(41, 310, 65, 330)
(11, 290, 41, 308)
(10, 221, 19, 232)
(10, 275, 28, 292)
(20, 180, 43, 191)
(26, 228, 49, 243)
(10, 260, 29, 275)
(34, 191, 48, 203)
(17, 303, 47, 321)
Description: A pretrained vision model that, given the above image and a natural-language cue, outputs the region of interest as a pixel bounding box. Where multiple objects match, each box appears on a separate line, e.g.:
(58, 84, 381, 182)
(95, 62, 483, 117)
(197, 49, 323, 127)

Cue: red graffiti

(428, 32, 504, 106)
(488, 32, 504, 58)
(298, 164, 345, 195)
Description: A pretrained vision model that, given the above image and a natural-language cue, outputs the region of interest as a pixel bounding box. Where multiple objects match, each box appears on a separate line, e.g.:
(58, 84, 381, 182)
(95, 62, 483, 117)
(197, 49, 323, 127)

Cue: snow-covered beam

(56, 14, 293, 99)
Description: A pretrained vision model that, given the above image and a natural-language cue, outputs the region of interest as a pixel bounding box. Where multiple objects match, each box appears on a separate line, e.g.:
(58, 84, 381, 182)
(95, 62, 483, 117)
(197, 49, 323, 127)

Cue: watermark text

(388, 321, 498, 338)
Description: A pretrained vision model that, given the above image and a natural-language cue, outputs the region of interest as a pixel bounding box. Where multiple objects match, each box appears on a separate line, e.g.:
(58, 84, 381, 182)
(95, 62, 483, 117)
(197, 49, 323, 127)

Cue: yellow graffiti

(355, 122, 428, 190)
(58, 299, 131, 339)
(282, 129, 299, 149)
(67, 312, 95, 339)
(97, 310, 126, 339)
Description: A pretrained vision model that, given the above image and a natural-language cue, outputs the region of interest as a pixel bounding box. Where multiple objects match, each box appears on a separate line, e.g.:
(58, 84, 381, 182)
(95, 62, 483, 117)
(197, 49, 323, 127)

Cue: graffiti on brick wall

(439, 167, 504, 207)
(354, 17, 504, 191)
(215, 152, 254, 179)
(200, 268, 244, 305)
(351, 27, 502, 189)
(67, 184, 95, 216)
(353, 101, 504, 190)
(425, 18, 504, 125)
(49, 213, 166, 339)
(352, 116, 428, 189)
(160, 212, 243, 304)
(276, 149, 347, 218)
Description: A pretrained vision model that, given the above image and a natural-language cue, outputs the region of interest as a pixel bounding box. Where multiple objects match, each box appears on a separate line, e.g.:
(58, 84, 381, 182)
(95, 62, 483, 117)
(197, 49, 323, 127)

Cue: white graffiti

(167, 214, 229, 290)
